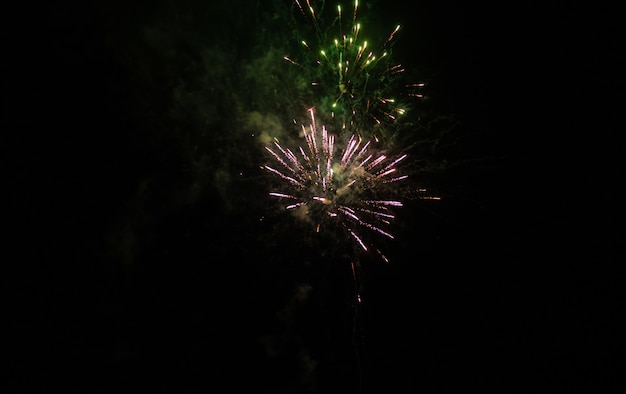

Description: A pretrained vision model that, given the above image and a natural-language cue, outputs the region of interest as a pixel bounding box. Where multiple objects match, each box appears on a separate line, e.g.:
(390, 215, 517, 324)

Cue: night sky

(5, 1, 623, 393)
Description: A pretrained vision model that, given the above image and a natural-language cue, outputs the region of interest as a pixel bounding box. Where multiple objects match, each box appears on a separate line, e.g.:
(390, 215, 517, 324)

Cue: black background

(4, 1, 623, 393)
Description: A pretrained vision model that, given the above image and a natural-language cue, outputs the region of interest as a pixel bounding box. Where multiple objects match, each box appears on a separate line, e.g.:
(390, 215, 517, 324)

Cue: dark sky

(5, 1, 623, 393)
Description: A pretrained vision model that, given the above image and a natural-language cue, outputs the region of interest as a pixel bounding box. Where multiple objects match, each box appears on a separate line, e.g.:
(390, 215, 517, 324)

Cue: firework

(262, 107, 409, 261)
(284, 0, 424, 133)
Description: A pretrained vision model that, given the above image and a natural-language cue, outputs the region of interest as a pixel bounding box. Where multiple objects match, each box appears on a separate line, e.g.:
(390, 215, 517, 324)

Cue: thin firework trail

(261, 4, 443, 390)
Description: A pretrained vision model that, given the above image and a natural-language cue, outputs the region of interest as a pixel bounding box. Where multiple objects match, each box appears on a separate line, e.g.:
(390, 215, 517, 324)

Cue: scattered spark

(285, 0, 426, 132)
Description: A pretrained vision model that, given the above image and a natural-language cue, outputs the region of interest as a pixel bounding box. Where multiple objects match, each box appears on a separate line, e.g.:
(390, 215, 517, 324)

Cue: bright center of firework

(263, 108, 407, 251)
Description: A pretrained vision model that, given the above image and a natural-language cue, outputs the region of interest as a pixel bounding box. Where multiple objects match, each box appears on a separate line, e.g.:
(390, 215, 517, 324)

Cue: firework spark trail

(285, 0, 425, 130)
(262, 107, 408, 256)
